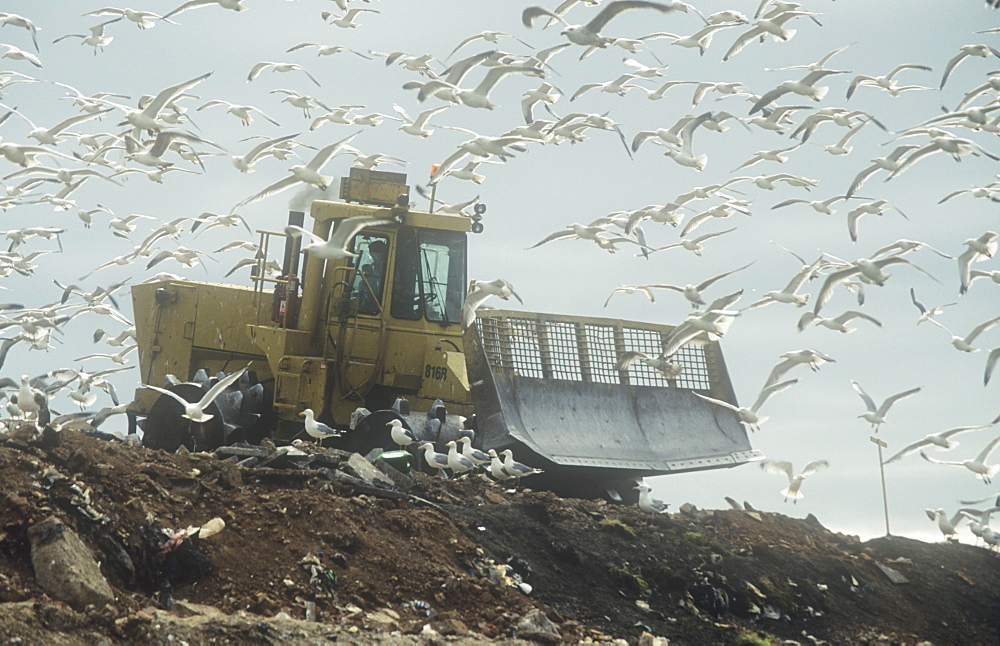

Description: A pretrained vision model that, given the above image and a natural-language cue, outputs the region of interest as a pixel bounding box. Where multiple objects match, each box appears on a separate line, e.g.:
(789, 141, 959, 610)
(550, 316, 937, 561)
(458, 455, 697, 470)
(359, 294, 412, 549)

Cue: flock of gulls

(0, 0, 998, 542)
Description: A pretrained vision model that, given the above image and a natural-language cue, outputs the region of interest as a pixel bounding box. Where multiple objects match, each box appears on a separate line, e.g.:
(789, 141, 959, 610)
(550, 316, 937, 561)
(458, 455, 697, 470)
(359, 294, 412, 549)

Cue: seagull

(95, 71, 211, 133)
(910, 287, 956, 325)
(232, 130, 363, 209)
(986, 348, 1000, 386)
(196, 99, 281, 127)
(845, 145, 920, 198)
(486, 449, 514, 482)
(751, 69, 846, 114)
(321, 8, 380, 29)
(883, 425, 993, 464)
(939, 44, 1000, 89)
(286, 42, 371, 59)
(229, 133, 300, 172)
(921, 434, 1000, 484)
(649, 227, 736, 256)
(812, 256, 936, 315)
(270, 88, 330, 118)
(764, 349, 834, 388)
(457, 436, 492, 466)
(416, 64, 545, 109)
(300, 408, 341, 444)
(0, 12, 40, 50)
(417, 442, 452, 477)
(797, 310, 882, 334)
(0, 44, 42, 68)
(924, 508, 973, 539)
(462, 279, 522, 330)
(850, 381, 921, 430)
(446, 30, 532, 61)
(163, 0, 247, 20)
(958, 231, 998, 294)
(522, 1, 676, 48)
(846, 63, 933, 99)
(635, 262, 753, 308)
(693, 378, 798, 431)
(744, 257, 825, 311)
(615, 350, 684, 379)
(651, 111, 713, 170)
(141, 364, 249, 423)
(925, 314, 1000, 353)
(635, 483, 670, 521)
(285, 214, 398, 262)
(247, 61, 320, 87)
(761, 459, 829, 503)
(659, 290, 744, 358)
(500, 449, 544, 486)
(84, 7, 176, 29)
(445, 440, 476, 475)
(393, 104, 450, 138)
(387, 418, 417, 449)
(722, 10, 816, 61)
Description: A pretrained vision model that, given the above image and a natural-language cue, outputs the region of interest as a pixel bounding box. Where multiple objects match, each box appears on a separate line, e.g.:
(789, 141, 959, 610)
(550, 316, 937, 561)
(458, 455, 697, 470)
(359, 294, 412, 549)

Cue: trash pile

(1, 424, 999, 645)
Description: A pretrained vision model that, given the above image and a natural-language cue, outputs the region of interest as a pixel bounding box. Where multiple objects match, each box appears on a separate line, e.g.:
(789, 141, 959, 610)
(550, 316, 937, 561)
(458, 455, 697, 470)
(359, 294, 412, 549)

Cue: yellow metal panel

(418, 347, 470, 405)
(310, 200, 471, 233)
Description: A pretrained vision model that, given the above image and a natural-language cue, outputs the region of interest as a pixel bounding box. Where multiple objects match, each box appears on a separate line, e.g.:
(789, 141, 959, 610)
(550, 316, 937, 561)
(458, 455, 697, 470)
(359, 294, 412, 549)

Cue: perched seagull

(764, 349, 834, 387)
(285, 214, 398, 261)
(958, 231, 998, 295)
(925, 314, 1000, 353)
(445, 440, 476, 475)
(500, 449, 544, 486)
(635, 483, 670, 521)
(797, 310, 882, 334)
(142, 364, 249, 423)
(850, 381, 921, 430)
(522, 1, 676, 48)
(921, 434, 1000, 484)
(300, 408, 341, 444)
(761, 459, 829, 503)
(910, 288, 956, 325)
(457, 436, 491, 466)
(693, 378, 798, 431)
(924, 508, 973, 540)
(939, 44, 1000, 89)
(247, 61, 321, 87)
(417, 442, 452, 477)
(883, 425, 993, 464)
(486, 449, 514, 482)
(232, 130, 363, 209)
(615, 350, 684, 379)
(462, 279, 522, 330)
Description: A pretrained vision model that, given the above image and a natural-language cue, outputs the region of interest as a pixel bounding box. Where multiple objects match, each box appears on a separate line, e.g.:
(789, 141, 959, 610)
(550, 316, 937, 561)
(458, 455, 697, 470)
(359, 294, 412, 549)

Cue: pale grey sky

(2, 0, 999, 542)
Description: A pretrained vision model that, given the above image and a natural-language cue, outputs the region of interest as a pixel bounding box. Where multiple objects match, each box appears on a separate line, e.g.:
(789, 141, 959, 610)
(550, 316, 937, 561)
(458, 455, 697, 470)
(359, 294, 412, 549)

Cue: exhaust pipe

(283, 211, 304, 276)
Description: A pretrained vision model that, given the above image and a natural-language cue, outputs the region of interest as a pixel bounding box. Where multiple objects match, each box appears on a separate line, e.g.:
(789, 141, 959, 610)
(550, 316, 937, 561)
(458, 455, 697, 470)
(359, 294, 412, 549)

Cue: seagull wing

(327, 216, 399, 253)
(197, 364, 250, 410)
(587, 1, 675, 34)
(851, 381, 878, 413)
(985, 347, 1000, 386)
(234, 175, 300, 210)
(761, 459, 795, 483)
(939, 50, 967, 89)
(522, 6, 568, 28)
(876, 386, 921, 417)
(974, 434, 1000, 465)
(692, 391, 740, 413)
(305, 129, 363, 171)
(800, 459, 829, 477)
(143, 383, 193, 409)
(964, 314, 1000, 345)
(140, 71, 212, 121)
(750, 378, 798, 414)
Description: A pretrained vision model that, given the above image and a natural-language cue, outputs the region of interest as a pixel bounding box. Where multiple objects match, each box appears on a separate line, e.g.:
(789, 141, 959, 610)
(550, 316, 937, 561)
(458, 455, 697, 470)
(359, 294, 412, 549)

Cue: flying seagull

(142, 364, 250, 423)
(522, 1, 676, 48)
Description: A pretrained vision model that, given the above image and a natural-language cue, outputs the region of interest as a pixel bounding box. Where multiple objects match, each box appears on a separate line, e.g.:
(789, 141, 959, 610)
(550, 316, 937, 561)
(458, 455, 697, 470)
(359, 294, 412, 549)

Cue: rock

(340, 452, 395, 488)
(430, 615, 468, 636)
(28, 516, 115, 611)
(515, 608, 561, 643)
(638, 631, 670, 646)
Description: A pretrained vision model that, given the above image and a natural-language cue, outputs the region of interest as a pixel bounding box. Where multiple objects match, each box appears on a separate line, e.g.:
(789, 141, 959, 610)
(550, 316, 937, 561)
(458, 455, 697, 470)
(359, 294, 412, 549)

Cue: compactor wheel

(141, 384, 225, 452)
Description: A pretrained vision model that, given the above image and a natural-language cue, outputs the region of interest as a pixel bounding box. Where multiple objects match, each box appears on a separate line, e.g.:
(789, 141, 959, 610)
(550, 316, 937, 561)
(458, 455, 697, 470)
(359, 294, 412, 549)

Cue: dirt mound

(1, 427, 998, 644)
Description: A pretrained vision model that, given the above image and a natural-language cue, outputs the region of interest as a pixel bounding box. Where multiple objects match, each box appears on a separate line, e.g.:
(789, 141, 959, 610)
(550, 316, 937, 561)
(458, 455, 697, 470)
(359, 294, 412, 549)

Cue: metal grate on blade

(476, 312, 716, 392)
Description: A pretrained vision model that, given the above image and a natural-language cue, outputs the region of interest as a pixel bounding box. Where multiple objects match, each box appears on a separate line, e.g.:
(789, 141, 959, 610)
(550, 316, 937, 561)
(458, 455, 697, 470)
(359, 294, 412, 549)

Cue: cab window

(349, 233, 390, 315)
(390, 227, 466, 324)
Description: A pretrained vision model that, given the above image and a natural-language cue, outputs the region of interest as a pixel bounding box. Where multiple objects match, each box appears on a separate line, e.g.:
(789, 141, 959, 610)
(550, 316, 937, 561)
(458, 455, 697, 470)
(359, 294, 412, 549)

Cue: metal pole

(870, 435, 891, 536)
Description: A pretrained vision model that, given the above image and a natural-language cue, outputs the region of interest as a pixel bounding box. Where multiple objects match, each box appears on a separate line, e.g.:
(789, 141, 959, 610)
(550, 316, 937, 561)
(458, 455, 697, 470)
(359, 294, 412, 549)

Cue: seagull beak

(298, 411, 305, 418)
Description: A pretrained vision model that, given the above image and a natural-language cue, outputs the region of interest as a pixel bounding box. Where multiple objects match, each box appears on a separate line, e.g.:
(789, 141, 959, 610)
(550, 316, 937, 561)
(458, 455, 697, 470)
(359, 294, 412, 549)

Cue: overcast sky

(2, 0, 999, 543)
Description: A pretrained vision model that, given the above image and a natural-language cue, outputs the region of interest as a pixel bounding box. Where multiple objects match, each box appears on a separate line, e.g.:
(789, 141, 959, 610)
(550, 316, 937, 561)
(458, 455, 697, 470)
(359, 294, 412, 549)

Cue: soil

(1, 426, 998, 645)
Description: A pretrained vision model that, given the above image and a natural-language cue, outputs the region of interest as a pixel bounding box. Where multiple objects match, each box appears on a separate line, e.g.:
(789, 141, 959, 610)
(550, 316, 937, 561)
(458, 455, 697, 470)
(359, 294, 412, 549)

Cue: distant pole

(871, 435, 891, 536)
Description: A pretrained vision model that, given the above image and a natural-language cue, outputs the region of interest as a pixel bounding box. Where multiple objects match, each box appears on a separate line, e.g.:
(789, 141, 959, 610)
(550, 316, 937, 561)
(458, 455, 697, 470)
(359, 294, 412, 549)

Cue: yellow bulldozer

(128, 169, 761, 498)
